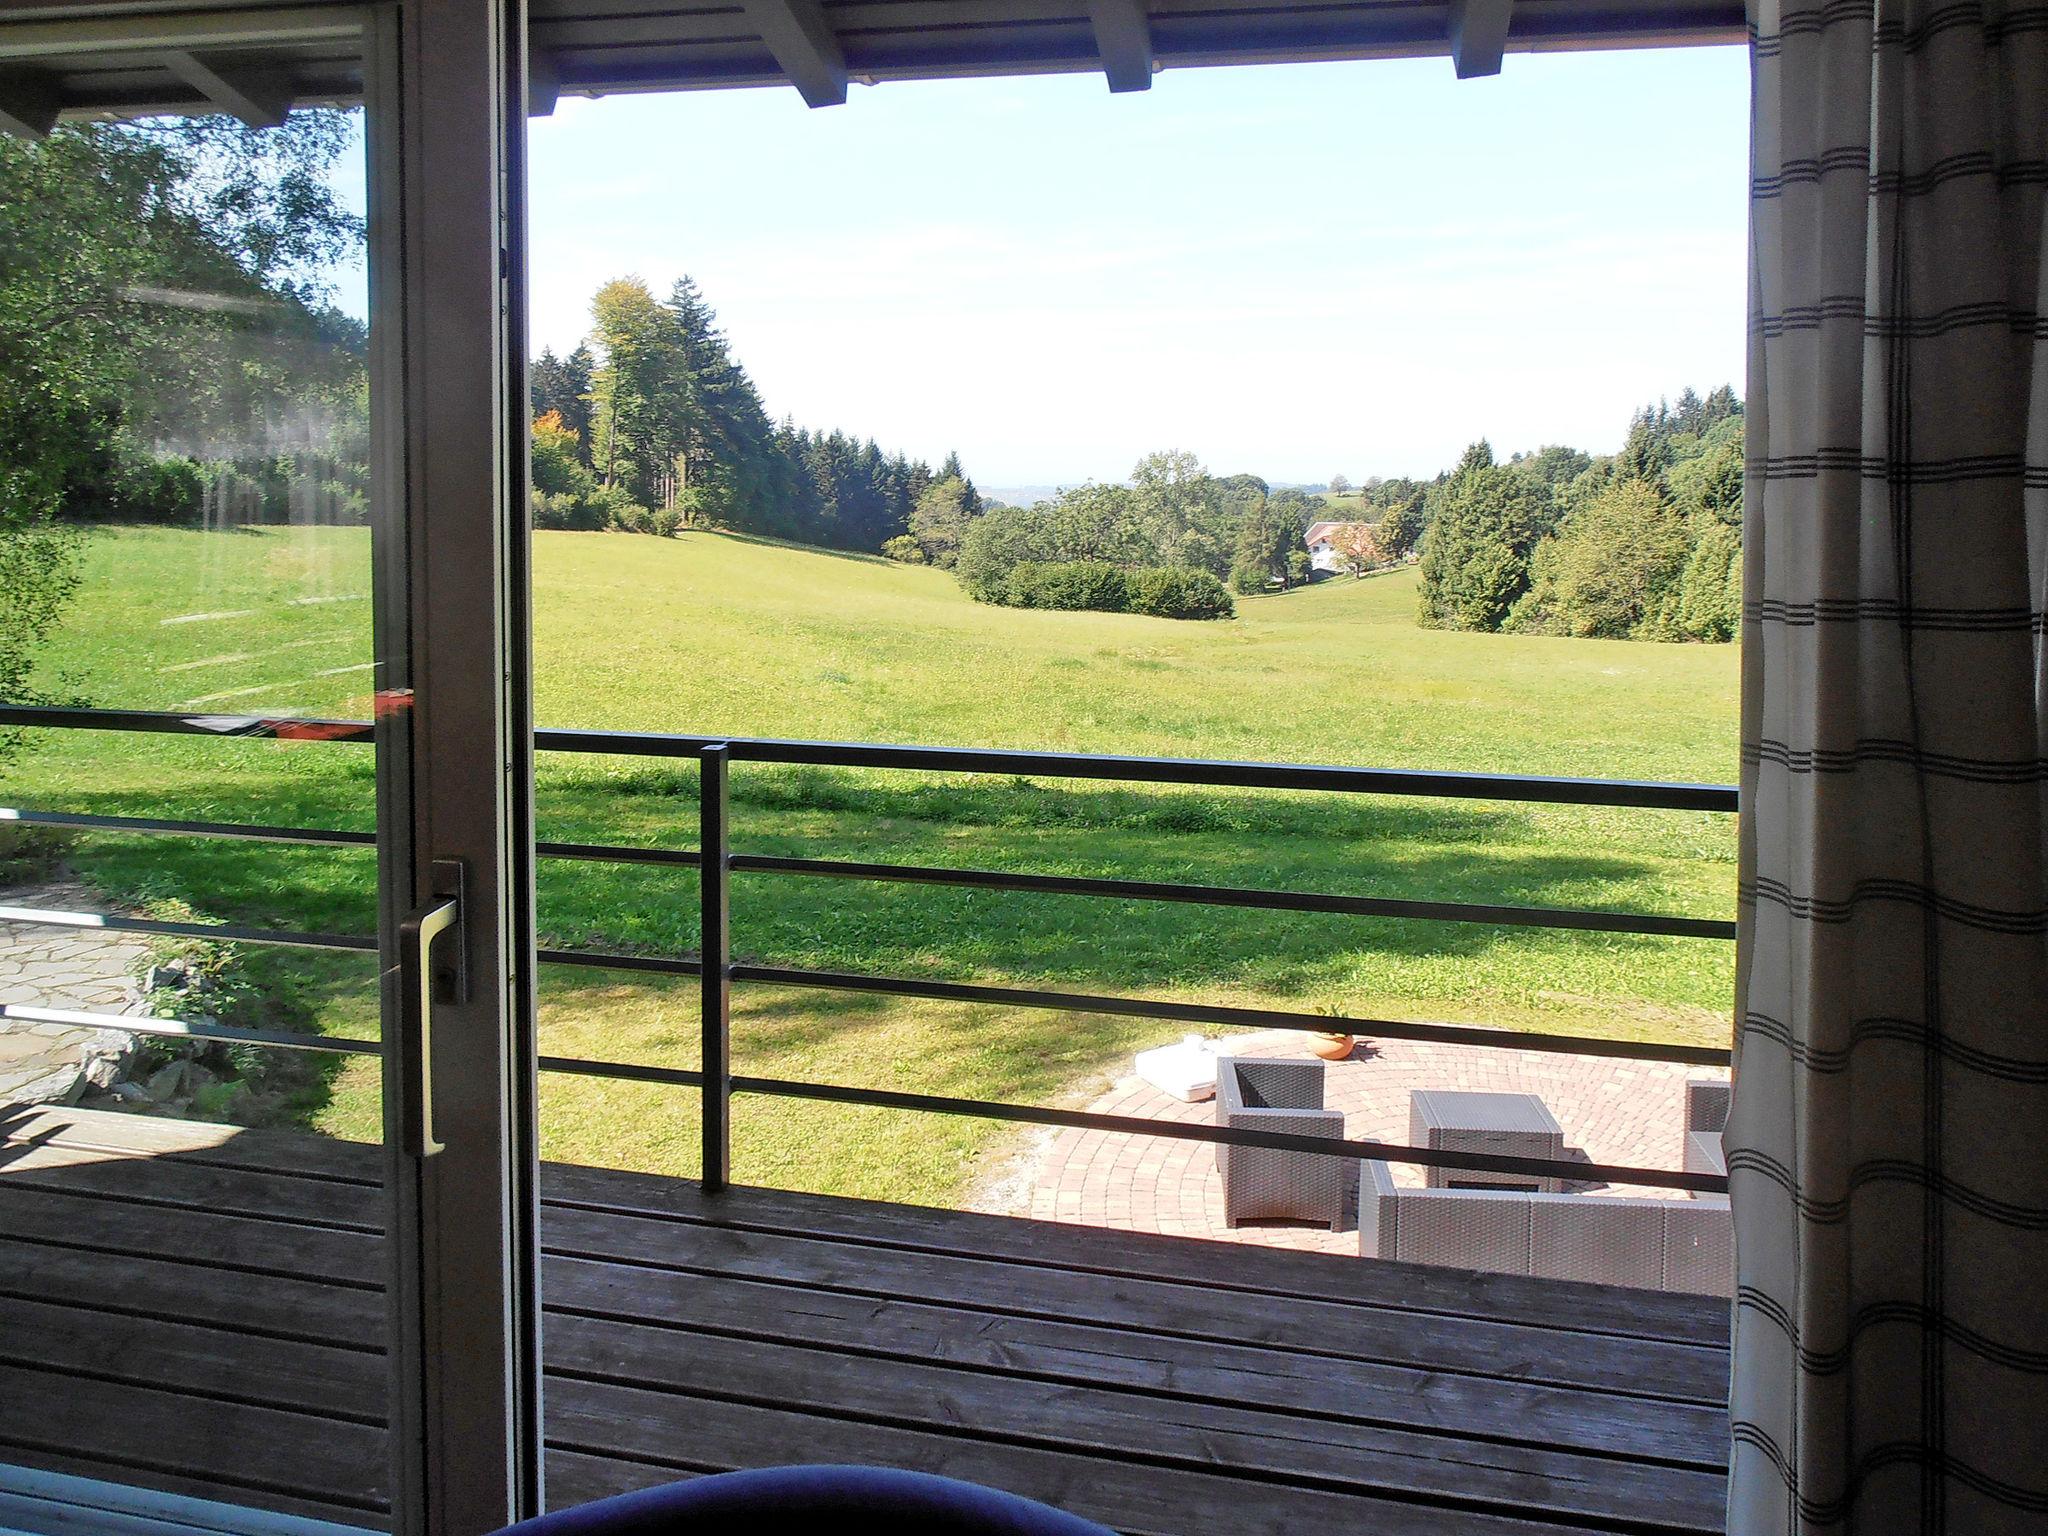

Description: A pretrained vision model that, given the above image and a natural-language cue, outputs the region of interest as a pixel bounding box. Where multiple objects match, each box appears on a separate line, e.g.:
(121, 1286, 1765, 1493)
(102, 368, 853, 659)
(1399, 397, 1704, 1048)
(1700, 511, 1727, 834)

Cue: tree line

(1400, 386, 1743, 642)
(898, 450, 1336, 622)
(529, 275, 980, 554)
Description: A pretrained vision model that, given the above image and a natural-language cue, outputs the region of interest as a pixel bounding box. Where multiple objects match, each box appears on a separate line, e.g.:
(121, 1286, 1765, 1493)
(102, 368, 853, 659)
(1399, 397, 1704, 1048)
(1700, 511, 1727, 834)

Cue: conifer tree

(1416, 441, 1553, 630)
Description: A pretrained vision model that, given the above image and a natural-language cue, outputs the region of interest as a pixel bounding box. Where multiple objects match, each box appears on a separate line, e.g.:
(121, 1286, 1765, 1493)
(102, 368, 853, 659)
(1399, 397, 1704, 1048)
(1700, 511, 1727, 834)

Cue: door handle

(400, 861, 465, 1158)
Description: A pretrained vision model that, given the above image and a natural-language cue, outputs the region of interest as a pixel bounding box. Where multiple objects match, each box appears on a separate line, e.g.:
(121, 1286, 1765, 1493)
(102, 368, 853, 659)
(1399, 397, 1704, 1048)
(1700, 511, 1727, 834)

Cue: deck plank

(0, 1139, 383, 1231)
(0, 1364, 388, 1528)
(545, 1311, 1725, 1528)
(0, 1294, 385, 1423)
(0, 1105, 1729, 1535)
(542, 1160, 1730, 1343)
(545, 1377, 1601, 1536)
(0, 1181, 379, 1287)
(543, 1202, 1728, 1402)
(544, 1251, 1727, 1464)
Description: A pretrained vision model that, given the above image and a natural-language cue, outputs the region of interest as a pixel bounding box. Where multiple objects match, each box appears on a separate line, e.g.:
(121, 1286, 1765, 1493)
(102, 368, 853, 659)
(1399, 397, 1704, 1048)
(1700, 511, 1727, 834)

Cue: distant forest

(530, 276, 980, 553)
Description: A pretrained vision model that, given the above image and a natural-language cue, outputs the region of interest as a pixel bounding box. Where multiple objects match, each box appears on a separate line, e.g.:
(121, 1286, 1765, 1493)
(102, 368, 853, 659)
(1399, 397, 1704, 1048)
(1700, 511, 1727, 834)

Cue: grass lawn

(3, 524, 1739, 1205)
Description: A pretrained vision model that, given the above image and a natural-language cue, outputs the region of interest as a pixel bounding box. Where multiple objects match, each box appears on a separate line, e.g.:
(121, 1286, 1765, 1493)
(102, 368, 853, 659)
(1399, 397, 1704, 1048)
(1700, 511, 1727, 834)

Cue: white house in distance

(1304, 519, 1354, 573)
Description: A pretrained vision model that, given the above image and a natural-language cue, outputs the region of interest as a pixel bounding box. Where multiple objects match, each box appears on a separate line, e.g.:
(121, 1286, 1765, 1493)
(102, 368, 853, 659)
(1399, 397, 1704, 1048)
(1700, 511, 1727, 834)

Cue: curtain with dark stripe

(1731, 1, 2048, 1529)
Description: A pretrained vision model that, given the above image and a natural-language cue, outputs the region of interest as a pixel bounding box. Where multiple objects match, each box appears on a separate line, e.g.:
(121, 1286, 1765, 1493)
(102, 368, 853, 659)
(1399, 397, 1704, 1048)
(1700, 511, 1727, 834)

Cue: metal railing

(0, 703, 1737, 1196)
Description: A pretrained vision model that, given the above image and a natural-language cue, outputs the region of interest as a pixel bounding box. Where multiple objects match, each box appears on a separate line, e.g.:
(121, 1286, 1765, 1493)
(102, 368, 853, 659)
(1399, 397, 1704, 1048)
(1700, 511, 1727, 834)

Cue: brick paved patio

(992, 1030, 1728, 1256)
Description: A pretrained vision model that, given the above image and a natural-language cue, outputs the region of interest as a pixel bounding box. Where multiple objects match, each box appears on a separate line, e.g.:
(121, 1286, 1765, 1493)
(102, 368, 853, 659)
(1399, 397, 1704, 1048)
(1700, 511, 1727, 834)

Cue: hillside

(529, 529, 1738, 783)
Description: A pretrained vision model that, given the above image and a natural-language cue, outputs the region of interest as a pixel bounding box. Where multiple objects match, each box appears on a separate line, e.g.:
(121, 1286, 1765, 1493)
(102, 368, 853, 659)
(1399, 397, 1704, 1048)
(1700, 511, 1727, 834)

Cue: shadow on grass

(704, 528, 898, 569)
(536, 759, 1541, 846)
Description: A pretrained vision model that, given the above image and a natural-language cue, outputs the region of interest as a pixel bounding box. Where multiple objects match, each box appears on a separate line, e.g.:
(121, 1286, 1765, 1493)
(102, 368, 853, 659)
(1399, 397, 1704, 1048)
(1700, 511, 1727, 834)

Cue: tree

(1665, 415, 1745, 527)
(909, 476, 972, 567)
(937, 450, 983, 516)
(1333, 521, 1382, 577)
(1328, 474, 1351, 496)
(1416, 442, 1554, 630)
(1508, 480, 1690, 639)
(1673, 517, 1742, 641)
(881, 534, 925, 563)
(1511, 444, 1593, 494)
(663, 275, 778, 527)
(1375, 488, 1426, 559)
(1130, 449, 1231, 577)
(531, 344, 594, 464)
(587, 276, 676, 502)
(530, 411, 587, 496)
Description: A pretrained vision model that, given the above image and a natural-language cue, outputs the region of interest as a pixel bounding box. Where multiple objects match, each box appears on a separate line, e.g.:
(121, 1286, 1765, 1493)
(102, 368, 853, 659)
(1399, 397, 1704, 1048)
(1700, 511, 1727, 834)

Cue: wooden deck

(0, 1106, 1731, 1536)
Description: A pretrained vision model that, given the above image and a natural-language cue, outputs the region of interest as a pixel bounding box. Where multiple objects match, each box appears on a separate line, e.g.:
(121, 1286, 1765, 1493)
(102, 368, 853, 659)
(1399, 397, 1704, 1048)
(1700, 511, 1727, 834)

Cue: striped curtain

(1730, 1, 2048, 1531)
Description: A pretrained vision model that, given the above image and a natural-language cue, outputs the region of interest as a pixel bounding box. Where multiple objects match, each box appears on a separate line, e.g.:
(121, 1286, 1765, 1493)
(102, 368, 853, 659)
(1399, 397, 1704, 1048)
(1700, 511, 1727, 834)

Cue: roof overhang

(0, 0, 1746, 131)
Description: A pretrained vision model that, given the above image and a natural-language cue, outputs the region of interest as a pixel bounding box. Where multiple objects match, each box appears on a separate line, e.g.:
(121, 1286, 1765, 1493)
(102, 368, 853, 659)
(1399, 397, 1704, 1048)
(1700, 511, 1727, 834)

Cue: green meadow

(4, 524, 1740, 1204)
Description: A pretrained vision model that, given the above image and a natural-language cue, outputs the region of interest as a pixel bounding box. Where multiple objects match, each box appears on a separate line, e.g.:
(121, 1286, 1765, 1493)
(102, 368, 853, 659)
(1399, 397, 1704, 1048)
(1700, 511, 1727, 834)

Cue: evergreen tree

(1416, 442, 1555, 630)
(939, 450, 983, 516)
(531, 344, 595, 464)
(663, 275, 777, 526)
(1616, 409, 1677, 486)
(1665, 415, 1745, 527)
(1508, 479, 1690, 639)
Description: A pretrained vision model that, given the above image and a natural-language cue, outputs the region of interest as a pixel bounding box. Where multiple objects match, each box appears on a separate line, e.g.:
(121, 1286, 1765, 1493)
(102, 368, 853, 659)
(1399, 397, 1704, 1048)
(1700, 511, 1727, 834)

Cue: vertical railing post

(699, 743, 732, 1192)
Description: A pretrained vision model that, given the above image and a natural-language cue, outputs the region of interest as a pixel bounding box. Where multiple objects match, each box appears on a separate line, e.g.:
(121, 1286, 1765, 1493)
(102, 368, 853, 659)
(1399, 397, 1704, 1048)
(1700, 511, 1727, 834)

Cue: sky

(524, 47, 1749, 490)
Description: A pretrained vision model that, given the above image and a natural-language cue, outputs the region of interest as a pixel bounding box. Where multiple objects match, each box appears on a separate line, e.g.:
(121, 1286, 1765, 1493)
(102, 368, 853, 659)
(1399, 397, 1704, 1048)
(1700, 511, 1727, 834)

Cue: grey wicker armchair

(1215, 1057, 1346, 1230)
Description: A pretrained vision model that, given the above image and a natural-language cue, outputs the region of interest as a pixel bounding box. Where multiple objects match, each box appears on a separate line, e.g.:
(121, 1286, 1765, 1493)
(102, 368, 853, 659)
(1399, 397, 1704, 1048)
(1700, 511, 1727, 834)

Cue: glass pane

(522, 53, 1741, 1527)
(1, 88, 396, 1529)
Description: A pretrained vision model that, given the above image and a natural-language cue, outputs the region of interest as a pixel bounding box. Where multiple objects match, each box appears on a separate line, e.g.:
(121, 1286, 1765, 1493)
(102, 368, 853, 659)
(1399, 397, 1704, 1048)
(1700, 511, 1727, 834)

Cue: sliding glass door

(0, 7, 534, 1535)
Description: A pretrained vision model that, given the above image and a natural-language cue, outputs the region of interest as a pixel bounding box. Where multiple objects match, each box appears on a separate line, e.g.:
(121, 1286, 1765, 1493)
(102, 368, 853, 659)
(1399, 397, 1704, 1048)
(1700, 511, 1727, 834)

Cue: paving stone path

(992, 1028, 1729, 1255)
(0, 885, 148, 1105)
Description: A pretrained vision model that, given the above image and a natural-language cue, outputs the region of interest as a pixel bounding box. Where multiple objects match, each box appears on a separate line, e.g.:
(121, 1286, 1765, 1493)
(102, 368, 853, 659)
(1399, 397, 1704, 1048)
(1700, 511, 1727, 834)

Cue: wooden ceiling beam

(529, 48, 562, 116)
(1088, 0, 1155, 93)
(1448, 0, 1514, 77)
(164, 51, 291, 127)
(0, 68, 59, 139)
(741, 0, 848, 107)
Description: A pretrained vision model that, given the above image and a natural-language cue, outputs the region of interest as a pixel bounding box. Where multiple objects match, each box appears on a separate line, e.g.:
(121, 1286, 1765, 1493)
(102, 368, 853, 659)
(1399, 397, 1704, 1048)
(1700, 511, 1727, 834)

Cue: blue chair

(495, 1466, 1117, 1536)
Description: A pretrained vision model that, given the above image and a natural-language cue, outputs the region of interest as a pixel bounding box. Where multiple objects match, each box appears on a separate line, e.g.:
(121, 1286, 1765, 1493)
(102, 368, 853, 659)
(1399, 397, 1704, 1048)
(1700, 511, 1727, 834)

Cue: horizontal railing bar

(532, 946, 1730, 1065)
(0, 1003, 382, 1057)
(537, 838, 701, 867)
(535, 1052, 1726, 1193)
(540, 1054, 703, 1087)
(729, 960, 1735, 1067)
(0, 705, 1738, 811)
(2, 806, 375, 848)
(5, 808, 1735, 941)
(0, 705, 373, 743)
(538, 948, 704, 977)
(728, 852, 1737, 940)
(0, 904, 376, 953)
(541, 729, 1739, 811)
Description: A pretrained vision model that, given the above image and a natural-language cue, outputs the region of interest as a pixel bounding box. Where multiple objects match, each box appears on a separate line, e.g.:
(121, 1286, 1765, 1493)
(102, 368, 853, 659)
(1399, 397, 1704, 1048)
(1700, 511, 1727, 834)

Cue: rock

(145, 960, 189, 994)
(110, 1081, 149, 1103)
(80, 1056, 124, 1097)
(145, 1059, 192, 1099)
